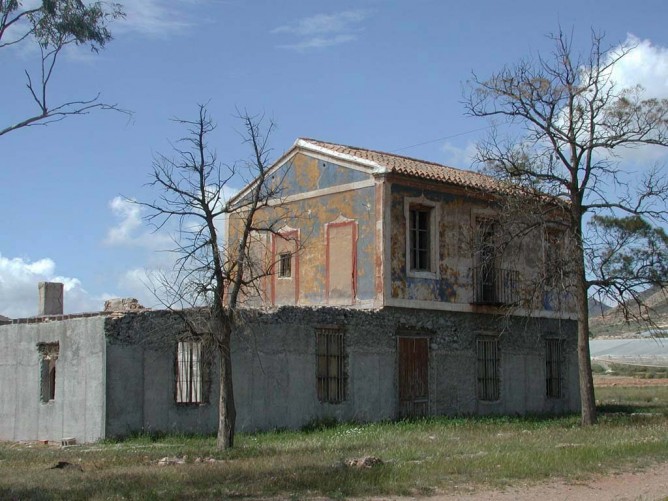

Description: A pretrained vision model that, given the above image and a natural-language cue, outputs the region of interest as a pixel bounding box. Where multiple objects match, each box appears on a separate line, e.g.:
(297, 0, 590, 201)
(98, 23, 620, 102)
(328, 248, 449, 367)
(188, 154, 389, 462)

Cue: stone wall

(103, 306, 579, 437)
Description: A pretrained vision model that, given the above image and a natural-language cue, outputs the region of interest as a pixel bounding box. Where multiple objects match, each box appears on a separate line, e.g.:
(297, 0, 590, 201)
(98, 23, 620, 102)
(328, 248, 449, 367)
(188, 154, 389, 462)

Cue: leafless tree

(138, 104, 290, 449)
(465, 29, 668, 425)
(1, 0, 125, 137)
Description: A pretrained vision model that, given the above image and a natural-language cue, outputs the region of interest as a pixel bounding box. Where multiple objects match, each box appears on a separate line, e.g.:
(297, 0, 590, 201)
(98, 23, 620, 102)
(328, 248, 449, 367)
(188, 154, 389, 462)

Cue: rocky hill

(589, 286, 668, 338)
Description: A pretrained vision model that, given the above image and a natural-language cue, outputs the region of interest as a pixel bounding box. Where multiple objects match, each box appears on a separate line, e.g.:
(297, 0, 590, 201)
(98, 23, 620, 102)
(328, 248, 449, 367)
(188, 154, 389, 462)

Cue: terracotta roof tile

(299, 138, 507, 193)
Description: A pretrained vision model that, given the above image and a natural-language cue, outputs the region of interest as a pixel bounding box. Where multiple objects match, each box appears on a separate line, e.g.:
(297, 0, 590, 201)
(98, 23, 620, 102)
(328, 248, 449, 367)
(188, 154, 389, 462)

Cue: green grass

(2, 385, 668, 499)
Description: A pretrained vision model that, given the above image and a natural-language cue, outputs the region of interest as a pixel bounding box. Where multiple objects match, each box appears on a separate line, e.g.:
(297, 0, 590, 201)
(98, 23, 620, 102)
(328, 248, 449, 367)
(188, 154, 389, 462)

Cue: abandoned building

(0, 139, 580, 443)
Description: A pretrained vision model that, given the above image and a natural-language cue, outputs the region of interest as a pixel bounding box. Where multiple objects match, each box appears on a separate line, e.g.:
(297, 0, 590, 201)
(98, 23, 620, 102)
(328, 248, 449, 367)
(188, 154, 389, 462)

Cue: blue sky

(2, 0, 668, 317)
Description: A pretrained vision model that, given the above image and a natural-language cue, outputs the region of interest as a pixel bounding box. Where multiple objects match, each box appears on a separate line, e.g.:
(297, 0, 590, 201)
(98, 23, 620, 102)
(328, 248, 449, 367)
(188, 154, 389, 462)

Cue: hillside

(589, 287, 668, 338)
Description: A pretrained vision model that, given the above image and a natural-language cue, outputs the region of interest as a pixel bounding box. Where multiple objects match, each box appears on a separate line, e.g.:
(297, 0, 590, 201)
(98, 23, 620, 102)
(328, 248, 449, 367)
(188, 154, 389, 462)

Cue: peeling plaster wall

(103, 307, 578, 438)
(388, 182, 563, 312)
(229, 152, 378, 307)
(0, 317, 107, 443)
(278, 153, 371, 197)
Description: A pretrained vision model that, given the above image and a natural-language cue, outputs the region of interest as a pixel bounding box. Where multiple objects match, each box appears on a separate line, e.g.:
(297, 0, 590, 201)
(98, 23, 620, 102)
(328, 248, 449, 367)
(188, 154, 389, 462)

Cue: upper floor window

(278, 252, 292, 278)
(404, 197, 439, 279)
(544, 227, 565, 287)
(409, 207, 431, 271)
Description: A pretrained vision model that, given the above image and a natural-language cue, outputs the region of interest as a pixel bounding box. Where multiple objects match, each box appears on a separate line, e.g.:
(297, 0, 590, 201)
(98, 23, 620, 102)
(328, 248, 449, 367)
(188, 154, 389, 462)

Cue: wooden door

(398, 337, 429, 418)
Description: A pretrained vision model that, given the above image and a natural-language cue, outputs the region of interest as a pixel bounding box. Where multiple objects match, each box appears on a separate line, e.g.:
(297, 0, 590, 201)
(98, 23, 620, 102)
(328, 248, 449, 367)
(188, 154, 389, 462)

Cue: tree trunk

(576, 285, 597, 425)
(216, 321, 236, 449)
(572, 218, 597, 425)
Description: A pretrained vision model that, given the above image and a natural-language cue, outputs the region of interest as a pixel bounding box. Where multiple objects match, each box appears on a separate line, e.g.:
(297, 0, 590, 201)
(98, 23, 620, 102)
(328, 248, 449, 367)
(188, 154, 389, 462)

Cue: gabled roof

(297, 138, 507, 193)
(231, 137, 513, 205)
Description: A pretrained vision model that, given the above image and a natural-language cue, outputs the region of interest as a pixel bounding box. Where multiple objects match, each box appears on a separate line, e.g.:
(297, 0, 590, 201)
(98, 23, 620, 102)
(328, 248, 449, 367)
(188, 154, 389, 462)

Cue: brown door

(398, 336, 429, 418)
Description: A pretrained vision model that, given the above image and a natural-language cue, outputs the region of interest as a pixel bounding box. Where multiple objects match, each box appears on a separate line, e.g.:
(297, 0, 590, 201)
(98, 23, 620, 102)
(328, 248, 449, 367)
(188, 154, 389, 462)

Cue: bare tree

(465, 29, 668, 425)
(1, 0, 125, 137)
(138, 105, 289, 449)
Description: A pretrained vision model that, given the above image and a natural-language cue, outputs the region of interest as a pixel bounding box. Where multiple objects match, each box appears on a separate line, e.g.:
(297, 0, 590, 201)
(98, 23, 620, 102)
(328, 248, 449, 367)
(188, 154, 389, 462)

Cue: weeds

(1, 384, 667, 499)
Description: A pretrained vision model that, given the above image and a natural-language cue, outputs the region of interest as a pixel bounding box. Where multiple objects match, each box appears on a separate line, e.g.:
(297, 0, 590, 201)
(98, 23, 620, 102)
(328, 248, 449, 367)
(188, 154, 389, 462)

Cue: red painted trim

(325, 220, 357, 305)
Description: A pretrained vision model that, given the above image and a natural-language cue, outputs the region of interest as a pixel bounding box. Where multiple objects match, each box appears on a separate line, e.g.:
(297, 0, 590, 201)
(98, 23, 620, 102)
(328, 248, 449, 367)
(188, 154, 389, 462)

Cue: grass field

(1, 378, 667, 500)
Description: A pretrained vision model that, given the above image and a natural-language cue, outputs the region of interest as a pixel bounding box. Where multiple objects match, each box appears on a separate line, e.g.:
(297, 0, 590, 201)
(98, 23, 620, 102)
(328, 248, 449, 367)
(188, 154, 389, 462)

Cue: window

(38, 342, 59, 403)
(546, 339, 564, 399)
(316, 327, 346, 403)
(477, 336, 500, 401)
(409, 207, 431, 271)
(176, 340, 204, 404)
(278, 252, 292, 278)
(404, 197, 439, 278)
(544, 227, 564, 287)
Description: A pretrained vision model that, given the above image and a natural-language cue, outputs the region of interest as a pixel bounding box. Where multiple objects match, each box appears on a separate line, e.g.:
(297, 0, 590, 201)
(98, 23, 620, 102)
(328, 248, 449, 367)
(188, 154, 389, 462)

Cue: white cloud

(602, 35, 668, 166)
(115, 0, 193, 37)
(272, 10, 368, 51)
(105, 196, 171, 248)
(441, 141, 478, 169)
(0, 254, 103, 318)
(609, 35, 668, 99)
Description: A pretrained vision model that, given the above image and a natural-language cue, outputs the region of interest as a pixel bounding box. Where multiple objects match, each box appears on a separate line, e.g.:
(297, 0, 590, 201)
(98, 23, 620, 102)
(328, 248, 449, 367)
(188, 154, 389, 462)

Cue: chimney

(38, 282, 64, 316)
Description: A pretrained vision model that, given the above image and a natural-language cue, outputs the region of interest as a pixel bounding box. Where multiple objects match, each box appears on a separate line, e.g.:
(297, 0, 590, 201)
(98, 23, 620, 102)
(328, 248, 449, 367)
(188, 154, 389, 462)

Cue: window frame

(315, 327, 347, 404)
(404, 197, 440, 279)
(476, 336, 500, 401)
(175, 339, 208, 405)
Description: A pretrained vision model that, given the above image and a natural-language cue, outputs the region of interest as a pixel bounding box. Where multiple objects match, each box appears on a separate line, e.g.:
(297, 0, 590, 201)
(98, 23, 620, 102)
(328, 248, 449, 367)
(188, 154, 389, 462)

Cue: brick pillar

(38, 282, 64, 316)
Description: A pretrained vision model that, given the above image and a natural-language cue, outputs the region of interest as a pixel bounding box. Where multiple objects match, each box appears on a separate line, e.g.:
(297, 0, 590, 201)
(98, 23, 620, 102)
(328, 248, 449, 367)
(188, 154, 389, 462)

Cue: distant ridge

(589, 286, 668, 338)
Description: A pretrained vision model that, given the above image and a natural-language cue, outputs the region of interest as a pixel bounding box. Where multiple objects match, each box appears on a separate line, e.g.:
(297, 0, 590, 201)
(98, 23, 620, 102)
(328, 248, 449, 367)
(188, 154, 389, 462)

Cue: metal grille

(477, 337, 500, 401)
(176, 340, 203, 404)
(546, 339, 563, 398)
(471, 266, 519, 305)
(316, 327, 346, 403)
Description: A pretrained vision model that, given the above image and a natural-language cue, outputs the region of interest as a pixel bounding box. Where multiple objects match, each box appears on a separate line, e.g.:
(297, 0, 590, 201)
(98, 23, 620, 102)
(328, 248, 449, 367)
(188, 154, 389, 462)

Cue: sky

(2, 0, 668, 317)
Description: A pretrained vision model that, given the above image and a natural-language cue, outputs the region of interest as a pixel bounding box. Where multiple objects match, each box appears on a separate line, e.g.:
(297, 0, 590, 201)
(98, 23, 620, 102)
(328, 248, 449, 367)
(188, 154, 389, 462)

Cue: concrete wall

(0, 316, 107, 443)
(103, 307, 579, 438)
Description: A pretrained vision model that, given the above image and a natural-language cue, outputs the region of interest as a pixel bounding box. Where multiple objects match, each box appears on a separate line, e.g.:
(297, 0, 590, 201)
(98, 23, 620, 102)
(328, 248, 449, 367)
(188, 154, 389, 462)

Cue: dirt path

(368, 461, 668, 501)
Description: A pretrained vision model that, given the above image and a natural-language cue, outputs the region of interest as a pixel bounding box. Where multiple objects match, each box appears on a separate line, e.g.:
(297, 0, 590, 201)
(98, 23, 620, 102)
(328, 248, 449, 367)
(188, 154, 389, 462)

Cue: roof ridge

(299, 137, 485, 177)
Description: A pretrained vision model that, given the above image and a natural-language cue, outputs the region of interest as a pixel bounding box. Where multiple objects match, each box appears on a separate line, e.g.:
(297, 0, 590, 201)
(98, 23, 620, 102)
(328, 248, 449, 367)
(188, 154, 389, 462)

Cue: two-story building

(0, 139, 579, 444)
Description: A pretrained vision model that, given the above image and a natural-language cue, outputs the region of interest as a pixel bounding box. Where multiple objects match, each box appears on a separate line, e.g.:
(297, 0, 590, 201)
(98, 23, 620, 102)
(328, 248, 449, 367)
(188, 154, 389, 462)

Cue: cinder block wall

(104, 307, 579, 438)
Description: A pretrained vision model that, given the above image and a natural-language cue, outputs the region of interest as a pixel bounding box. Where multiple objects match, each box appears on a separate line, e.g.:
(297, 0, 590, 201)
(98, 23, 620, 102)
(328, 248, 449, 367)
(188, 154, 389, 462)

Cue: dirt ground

(414, 461, 668, 501)
(594, 375, 668, 387)
(371, 376, 668, 501)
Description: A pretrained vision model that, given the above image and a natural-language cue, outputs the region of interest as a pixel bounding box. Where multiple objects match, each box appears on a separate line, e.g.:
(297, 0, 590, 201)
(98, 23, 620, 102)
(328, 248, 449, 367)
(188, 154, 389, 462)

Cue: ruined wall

(103, 307, 578, 438)
(0, 316, 107, 443)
